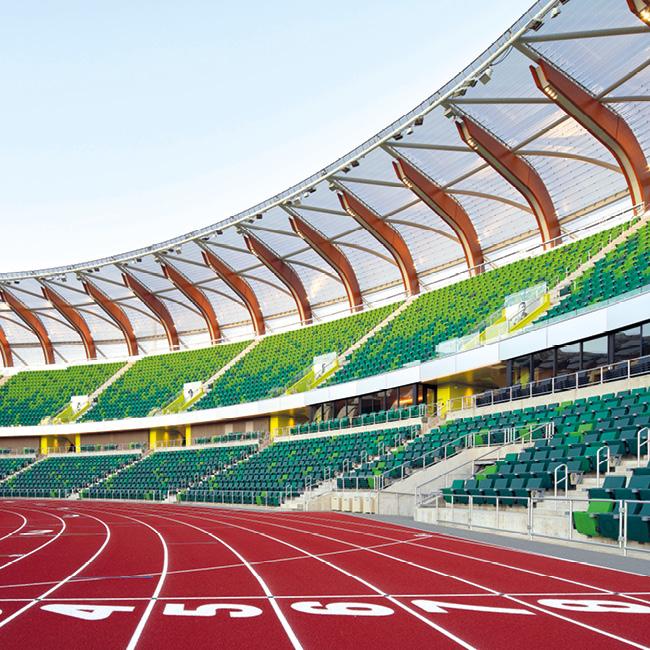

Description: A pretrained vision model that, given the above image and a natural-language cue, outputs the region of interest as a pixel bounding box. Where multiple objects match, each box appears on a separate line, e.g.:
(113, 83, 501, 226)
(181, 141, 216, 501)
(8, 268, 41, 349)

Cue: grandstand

(0, 2, 649, 647)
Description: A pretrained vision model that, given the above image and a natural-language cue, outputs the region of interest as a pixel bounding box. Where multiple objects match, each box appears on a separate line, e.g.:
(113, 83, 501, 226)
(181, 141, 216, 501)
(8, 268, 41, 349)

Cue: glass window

(347, 396, 360, 418)
(399, 385, 415, 407)
(613, 326, 641, 362)
(532, 349, 554, 381)
(643, 323, 650, 357)
(555, 343, 581, 376)
(385, 388, 399, 411)
(581, 336, 608, 370)
(512, 355, 531, 385)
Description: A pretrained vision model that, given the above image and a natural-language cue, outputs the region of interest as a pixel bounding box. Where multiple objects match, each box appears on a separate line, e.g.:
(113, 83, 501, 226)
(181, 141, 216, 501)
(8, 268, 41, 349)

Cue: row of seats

(0, 453, 138, 495)
(0, 362, 125, 426)
(290, 404, 423, 436)
(82, 342, 248, 422)
(85, 444, 255, 500)
(440, 387, 650, 505)
(328, 222, 626, 386)
(185, 428, 403, 505)
(543, 220, 650, 320)
(0, 457, 34, 480)
(193, 304, 396, 410)
(573, 464, 650, 543)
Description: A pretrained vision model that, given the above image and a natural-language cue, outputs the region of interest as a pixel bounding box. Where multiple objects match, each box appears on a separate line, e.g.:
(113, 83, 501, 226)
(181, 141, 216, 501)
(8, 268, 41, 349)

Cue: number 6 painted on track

(291, 602, 394, 616)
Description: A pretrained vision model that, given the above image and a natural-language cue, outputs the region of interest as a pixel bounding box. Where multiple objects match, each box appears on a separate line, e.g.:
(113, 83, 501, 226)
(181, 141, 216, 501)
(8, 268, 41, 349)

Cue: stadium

(1, 0, 650, 647)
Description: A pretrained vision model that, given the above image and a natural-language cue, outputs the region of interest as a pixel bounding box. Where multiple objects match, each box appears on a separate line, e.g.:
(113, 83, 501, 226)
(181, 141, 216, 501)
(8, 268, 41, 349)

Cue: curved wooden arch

(628, 0, 650, 25)
(337, 190, 420, 295)
(243, 233, 313, 324)
(0, 288, 54, 365)
(160, 261, 221, 343)
(531, 59, 650, 210)
(122, 270, 179, 351)
(288, 214, 363, 312)
(393, 157, 485, 275)
(82, 278, 139, 357)
(41, 284, 97, 360)
(200, 247, 266, 336)
(456, 116, 561, 248)
(0, 322, 13, 368)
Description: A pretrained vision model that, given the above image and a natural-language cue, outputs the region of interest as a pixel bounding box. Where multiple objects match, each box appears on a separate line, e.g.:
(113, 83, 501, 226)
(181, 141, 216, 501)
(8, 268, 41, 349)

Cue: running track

(0, 501, 648, 649)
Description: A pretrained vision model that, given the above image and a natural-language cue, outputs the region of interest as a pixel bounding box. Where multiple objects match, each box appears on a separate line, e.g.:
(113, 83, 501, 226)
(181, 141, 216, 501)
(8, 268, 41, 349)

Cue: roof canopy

(1, 0, 649, 367)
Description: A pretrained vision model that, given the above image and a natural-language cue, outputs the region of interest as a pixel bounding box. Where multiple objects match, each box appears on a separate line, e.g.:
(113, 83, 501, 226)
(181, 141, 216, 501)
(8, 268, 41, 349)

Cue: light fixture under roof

(478, 66, 492, 85)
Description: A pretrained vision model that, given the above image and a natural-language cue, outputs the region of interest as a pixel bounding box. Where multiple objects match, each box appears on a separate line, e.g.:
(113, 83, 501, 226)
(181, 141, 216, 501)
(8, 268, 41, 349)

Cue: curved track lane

(0, 500, 648, 650)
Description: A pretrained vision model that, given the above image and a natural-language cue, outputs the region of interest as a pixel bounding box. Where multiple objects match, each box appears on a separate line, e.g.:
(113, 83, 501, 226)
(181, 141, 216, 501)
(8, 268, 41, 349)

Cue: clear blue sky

(0, 0, 532, 272)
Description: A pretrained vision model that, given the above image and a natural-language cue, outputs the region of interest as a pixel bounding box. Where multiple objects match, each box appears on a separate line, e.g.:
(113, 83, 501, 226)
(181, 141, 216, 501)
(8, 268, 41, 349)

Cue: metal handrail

(414, 422, 552, 506)
(553, 463, 569, 500)
(638, 427, 649, 467)
(596, 446, 611, 487)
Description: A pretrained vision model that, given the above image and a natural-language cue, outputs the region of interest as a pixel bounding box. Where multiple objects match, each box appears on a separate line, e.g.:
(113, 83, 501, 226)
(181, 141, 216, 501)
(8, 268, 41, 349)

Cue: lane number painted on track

(41, 605, 135, 621)
(20, 529, 54, 536)
(38, 599, 650, 621)
(163, 604, 262, 618)
(291, 602, 393, 617)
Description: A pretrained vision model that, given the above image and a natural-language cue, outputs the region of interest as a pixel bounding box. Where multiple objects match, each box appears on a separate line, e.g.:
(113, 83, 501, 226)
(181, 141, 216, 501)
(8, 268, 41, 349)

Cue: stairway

(73, 359, 139, 422)
(549, 211, 650, 306)
(187, 338, 262, 411)
(329, 296, 416, 379)
(72, 449, 148, 499)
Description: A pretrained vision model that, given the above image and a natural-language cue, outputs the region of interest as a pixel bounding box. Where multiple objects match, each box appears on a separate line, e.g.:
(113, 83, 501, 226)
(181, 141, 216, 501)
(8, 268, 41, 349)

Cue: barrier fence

(419, 494, 650, 557)
(436, 353, 650, 417)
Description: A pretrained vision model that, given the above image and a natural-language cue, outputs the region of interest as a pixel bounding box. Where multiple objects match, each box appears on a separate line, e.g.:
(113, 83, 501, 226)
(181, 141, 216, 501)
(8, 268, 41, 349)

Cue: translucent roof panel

(2, 0, 649, 366)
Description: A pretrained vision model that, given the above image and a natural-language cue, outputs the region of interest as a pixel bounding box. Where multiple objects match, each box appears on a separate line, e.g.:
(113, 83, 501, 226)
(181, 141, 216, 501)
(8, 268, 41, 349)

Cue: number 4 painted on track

(41, 604, 135, 620)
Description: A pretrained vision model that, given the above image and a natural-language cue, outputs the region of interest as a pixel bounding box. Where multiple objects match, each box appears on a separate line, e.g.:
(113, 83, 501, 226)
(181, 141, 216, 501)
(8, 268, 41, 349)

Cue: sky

(0, 0, 533, 273)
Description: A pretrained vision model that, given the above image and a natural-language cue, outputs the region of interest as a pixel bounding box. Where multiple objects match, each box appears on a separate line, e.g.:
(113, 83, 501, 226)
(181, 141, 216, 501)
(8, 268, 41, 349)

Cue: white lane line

(253, 509, 649, 594)
(0, 511, 27, 543)
(0, 509, 66, 571)
(206, 508, 649, 650)
(116, 507, 303, 650)
(111, 513, 169, 650)
(0, 511, 110, 629)
(158, 507, 475, 650)
(304, 511, 650, 578)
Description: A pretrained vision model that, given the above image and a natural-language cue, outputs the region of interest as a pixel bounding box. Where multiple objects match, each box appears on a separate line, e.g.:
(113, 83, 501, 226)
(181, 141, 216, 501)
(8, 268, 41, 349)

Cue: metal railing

(436, 354, 650, 417)
(280, 404, 427, 438)
(422, 495, 650, 557)
(413, 423, 553, 505)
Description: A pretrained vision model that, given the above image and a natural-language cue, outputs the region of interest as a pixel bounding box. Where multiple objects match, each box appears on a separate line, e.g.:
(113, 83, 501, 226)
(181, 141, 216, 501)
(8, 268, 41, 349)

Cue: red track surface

(0, 500, 648, 649)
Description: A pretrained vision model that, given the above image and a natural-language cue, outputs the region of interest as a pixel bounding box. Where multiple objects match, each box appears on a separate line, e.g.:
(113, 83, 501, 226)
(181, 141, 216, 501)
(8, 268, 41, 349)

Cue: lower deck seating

(440, 386, 650, 506)
(573, 462, 650, 542)
(86, 444, 255, 500)
(0, 453, 138, 496)
(184, 428, 403, 506)
(0, 457, 34, 481)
